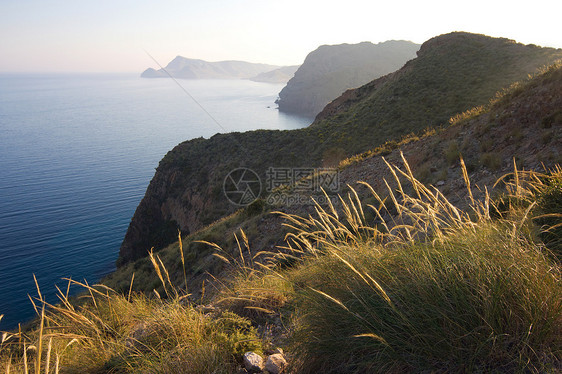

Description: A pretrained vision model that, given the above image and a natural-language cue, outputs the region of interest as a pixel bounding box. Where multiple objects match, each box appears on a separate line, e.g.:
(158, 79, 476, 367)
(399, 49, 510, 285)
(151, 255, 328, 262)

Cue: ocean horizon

(0, 73, 311, 330)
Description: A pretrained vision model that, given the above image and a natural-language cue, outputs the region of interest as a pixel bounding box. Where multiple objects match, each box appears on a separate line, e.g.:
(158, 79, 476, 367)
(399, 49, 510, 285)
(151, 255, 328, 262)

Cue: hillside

(109, 60, 562, 298)
(119, 32, 562, 265)
(141, 56, 281, 79)
(276, 40, 420, 117)
(312, 32, 561, 147)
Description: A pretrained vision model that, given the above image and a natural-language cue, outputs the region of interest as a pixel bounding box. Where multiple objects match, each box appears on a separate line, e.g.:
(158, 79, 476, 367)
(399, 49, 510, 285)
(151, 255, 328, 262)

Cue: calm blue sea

(0, 73, 310, 330)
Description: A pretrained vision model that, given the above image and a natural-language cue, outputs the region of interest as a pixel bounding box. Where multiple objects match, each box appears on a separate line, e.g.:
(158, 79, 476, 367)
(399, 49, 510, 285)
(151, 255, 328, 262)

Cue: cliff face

(141, 56, 281, 79)
(117, 131, 321, 263)
(276, 40, 420, 117)
(118, 32, 562, 265)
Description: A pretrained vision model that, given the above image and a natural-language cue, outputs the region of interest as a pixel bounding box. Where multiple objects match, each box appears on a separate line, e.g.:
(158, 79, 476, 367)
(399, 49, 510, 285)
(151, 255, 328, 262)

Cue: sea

(0, 73, 311, 330)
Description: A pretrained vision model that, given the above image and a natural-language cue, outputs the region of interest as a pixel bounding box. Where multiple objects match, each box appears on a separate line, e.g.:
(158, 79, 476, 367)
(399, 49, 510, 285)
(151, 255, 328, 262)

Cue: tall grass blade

(460, 156, 474, 206)
(44, 337, 52, 374)
(23, 342, 28, 374)
(35, 305, 44, 374)
(309, 288, 349, 311)
(353, 333, 389, 346)
(178, 230, 188, 295)
(128, 273, 135, 302)
(148, 248, 169, 298)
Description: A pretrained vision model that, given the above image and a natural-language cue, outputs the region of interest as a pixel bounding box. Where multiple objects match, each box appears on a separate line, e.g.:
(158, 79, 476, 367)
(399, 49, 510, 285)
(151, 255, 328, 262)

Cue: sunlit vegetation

(2, 154, 561, 372)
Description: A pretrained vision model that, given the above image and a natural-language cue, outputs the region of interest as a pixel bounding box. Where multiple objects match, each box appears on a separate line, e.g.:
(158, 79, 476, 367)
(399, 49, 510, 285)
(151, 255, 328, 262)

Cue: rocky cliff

(276, 40, 420, 117)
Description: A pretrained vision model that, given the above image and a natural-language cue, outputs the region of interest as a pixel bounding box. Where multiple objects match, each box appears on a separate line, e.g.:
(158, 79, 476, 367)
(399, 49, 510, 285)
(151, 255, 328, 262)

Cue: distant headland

(141, 56, 298, 83)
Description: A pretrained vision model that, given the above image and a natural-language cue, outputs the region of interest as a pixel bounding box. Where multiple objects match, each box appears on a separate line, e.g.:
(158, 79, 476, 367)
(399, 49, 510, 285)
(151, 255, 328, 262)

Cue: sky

(1, 0, 561, 73)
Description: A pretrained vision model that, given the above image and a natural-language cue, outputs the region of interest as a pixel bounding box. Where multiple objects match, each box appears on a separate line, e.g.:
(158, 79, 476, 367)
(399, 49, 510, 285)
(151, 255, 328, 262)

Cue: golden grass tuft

(1, 253, 262, 373)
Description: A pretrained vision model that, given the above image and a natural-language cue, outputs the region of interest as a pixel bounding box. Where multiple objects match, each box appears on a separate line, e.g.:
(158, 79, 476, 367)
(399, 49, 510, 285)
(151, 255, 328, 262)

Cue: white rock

(243, 351, 264, 373)
(265, 353, 287, 374)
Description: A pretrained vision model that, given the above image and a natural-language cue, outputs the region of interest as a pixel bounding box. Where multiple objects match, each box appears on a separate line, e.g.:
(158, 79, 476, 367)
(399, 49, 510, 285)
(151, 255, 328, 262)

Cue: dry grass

(212, 154, 561, 373)
(2, 155, 561, 373)
(1, 254, 262, 373)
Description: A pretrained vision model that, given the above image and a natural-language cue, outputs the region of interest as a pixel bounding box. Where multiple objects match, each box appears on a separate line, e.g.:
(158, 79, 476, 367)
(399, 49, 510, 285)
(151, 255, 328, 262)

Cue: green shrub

(444, 141, 460, 165)
(480, 152, 502, 170)
(479, 138, 494, 152)
(541, 109, 562, 128)
(414, 163, 431, 183)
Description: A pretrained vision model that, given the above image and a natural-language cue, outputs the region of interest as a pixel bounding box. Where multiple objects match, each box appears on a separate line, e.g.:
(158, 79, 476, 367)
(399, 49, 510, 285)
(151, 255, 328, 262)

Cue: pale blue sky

(1, 0, 561, 72)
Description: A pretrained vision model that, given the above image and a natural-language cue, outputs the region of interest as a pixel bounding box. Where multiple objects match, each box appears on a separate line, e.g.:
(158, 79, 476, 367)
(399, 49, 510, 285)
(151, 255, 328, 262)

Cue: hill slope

(107, 61, 562, 309)
(312, 32, 561, 149)
(119, 32, 562, 265)
(141, 56, 281, 79)
(276, 40, 420, 117)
